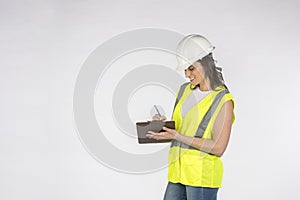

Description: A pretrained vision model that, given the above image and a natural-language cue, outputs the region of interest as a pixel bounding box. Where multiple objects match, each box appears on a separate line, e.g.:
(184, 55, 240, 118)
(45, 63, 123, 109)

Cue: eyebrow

(185, 66, 195, 72)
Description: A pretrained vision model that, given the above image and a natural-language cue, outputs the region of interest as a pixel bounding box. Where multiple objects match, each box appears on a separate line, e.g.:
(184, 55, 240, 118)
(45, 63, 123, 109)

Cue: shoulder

(177, 82, 191, 94)
(214, 86, 235, 123)
(212, 86, 235, 111)
(213, 86, 234, 100)
(179, 82, 190, 89)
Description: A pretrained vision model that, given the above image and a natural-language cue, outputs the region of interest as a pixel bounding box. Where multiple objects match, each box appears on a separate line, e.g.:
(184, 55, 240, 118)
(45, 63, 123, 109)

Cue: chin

(190, 81, 198, 86)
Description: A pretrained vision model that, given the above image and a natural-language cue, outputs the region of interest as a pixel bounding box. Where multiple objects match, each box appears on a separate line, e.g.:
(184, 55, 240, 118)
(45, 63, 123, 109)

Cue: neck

(199, 79, 211, 91)
(199, 85, 210, 92)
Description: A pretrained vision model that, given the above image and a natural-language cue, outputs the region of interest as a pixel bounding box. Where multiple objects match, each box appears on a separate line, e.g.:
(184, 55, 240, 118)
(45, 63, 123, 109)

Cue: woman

(147, 34, 235, 200)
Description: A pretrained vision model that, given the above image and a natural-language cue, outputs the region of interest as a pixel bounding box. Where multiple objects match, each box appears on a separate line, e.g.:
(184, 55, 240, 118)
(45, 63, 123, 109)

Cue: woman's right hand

(152, 114, 167, 121)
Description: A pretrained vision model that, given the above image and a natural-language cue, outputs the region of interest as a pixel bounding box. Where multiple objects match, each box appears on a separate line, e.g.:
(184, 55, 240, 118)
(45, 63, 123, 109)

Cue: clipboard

(136, 120, 175, 144)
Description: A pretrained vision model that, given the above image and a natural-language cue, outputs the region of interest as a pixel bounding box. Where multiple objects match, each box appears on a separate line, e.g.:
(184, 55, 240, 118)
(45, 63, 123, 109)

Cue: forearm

(175, 134, 223, 156)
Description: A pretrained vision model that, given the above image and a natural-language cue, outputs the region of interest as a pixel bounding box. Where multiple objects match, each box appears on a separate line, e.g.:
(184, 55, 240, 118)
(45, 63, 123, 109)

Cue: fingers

(162, 126, 179, 139)
(147, 128, 177, 140)
(146, 131, 169, 140)
(162, 126, 175, 134)
(162, 126, 171, 132)
(152, 114, 167, 121)
(160, 115, 167, 120)
(152, 114, 160, 120)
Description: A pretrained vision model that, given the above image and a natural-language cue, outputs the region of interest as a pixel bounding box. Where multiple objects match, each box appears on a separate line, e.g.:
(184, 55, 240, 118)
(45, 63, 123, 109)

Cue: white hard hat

(176, 34, 215, 70)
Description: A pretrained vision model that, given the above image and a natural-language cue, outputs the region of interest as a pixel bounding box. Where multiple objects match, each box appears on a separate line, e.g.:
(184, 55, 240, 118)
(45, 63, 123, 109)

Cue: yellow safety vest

(168, 82, 235, 188)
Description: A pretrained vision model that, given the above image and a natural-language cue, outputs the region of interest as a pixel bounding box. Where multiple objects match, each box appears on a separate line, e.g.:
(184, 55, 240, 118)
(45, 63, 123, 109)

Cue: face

(184, 61, 206, 86)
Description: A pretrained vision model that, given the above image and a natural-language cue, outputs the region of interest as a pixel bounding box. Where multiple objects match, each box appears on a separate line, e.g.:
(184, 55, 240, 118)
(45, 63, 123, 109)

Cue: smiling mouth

(190, 78, 195, 82)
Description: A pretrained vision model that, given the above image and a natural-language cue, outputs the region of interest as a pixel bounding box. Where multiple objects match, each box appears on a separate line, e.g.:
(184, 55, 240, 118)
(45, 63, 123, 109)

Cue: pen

(154, 105, 161, 116)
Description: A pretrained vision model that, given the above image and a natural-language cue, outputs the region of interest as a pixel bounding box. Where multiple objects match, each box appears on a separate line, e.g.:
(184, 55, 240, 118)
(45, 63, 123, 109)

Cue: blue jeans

(163, 182, 219, 200)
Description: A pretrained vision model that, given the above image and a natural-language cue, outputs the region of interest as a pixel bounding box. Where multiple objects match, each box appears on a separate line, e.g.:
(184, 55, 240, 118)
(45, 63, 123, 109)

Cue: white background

(1, 0, 300, 199)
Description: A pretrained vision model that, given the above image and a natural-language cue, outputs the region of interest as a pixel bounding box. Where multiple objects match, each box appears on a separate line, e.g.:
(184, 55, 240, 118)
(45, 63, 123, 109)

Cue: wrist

(174, 132, 182, 141)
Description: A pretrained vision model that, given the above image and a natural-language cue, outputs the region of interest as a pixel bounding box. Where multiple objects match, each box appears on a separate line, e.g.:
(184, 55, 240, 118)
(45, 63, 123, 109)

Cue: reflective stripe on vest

(173, 82, 189, 111)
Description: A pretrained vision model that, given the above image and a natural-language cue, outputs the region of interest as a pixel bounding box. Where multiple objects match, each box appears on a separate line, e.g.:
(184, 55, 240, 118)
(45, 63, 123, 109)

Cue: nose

(185, 69, 191, 78)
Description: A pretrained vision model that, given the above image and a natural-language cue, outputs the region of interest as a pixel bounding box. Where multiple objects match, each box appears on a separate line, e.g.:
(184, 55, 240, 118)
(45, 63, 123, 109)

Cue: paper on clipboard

(136, 120, 175, 144)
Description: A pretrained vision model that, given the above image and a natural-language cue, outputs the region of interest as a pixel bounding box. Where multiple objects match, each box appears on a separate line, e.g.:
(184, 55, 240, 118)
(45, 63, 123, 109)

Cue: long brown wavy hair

(196, 53, 228, 91)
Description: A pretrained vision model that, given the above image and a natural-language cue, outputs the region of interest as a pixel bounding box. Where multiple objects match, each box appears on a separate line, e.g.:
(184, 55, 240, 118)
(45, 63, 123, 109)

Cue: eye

(188, 66, 195, 71)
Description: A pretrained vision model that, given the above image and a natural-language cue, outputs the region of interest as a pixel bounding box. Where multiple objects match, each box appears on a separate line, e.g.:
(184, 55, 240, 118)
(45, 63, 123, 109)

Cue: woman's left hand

(146, 127, 179, 140)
